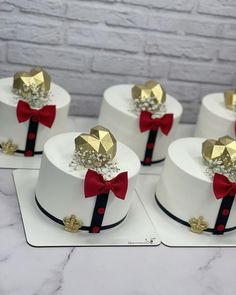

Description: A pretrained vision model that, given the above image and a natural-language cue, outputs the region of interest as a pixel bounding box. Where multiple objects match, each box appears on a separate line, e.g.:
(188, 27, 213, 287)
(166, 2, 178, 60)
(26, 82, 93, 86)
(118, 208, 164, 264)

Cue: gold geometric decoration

(13, 67, 51, 98)
(63, 214, 83, 233)
(189, 216, 208, 234)
(75, 125, 117, 166)
(131, 80, 166, 104)
(0, 139, 18, 155)
(224, 89, 236, 110)
(202, 135, 236, 168)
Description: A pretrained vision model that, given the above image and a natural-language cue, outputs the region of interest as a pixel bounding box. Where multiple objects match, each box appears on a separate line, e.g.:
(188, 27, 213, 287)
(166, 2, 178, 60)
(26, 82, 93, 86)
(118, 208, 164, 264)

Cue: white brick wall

(0, 0, 235, 122)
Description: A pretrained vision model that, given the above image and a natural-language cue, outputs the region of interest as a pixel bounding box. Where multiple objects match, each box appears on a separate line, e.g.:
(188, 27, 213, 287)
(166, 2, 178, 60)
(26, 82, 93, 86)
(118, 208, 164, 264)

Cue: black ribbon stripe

(35, 195, 126, 232)
(155, 194, 236, 234)
(213, 195, 235, 235)
(24, 118, 39, 157)
(142, 129, 158, 166)
(16, 150, 42, 155)
(89, 193, 109, 233)
(141, 158, 165, 165)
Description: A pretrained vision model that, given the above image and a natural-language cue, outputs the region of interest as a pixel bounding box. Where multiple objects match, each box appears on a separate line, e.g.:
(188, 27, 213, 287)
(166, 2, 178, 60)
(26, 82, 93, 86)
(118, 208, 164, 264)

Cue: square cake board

(136, 174, 236, 247)
(13, 170, 160, 247)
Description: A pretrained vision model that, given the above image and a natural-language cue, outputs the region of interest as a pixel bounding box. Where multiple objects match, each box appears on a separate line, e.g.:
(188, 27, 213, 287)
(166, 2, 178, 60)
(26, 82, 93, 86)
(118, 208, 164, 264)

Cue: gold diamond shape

(13, 67, 51, 97)
(75, 125, 117, 164)
(202, 135, 236, 167)
(131, 80, 166, 104)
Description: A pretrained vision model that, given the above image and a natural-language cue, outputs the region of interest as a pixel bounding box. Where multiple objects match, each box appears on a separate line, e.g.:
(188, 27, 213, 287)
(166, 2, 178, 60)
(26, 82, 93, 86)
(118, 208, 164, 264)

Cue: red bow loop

(139, 111, 173, 135)
(16, 100, 56, 128)
(213, 173, 236, 199)
(84, 169, 128, 200)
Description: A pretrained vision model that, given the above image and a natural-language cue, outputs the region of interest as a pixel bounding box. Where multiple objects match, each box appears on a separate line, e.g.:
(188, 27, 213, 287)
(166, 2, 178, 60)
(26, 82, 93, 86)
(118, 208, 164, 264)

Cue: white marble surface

(0, 117, 236, 295)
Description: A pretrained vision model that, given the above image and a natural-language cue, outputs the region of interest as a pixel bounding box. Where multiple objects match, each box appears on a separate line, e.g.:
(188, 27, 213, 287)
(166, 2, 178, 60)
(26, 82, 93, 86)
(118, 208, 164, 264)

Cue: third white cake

(195, 91, 236, 139)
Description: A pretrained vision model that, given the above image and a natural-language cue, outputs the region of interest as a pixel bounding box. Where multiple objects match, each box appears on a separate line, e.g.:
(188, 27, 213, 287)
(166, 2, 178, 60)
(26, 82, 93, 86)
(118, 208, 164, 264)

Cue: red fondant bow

(139, 111, 173, 135)
(16, 100, 56, 128)
(213, 173, 236, 199)
(84, 169, 128, 200)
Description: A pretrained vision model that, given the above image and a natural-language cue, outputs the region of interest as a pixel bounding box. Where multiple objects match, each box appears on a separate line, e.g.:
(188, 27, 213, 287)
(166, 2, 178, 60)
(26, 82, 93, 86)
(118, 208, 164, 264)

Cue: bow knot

(16, 100, 56, 128)
(213, 173, 236, 199)
(84, 169, 128, 200)
(139, 111, 173, 135)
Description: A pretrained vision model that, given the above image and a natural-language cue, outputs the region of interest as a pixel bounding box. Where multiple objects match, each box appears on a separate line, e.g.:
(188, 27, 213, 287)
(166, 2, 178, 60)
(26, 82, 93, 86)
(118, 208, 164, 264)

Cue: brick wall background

(0, 0, 236, 123)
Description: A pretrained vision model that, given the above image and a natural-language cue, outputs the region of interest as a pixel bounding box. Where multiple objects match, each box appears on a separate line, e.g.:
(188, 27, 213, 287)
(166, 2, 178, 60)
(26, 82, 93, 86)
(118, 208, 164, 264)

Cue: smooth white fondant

(195, 93, 235, 138)
(156, 137, 236, 229)
(0, 78, 71, 151)
(36, 132, 141, 226)
(98, 84, 183, 161)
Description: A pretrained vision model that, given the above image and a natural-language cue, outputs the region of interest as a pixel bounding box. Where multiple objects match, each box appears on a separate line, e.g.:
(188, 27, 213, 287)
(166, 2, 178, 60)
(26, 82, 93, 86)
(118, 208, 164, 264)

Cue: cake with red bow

(0, 68, 71, 157)
(155, 135, 236, 235)
(35, 125, 140, 234)
(195, 90, 236, 139)
(98, 81, 182, 165)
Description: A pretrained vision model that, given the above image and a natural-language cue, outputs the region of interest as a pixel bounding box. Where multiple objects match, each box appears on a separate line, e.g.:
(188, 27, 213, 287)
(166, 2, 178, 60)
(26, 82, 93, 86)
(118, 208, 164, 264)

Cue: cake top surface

(103, 84, 182, 118)
(203, 93, 235, 122)
(43, 132, 141, 179)
(0, 77, 70, 108)
(168, 137, 212, 183)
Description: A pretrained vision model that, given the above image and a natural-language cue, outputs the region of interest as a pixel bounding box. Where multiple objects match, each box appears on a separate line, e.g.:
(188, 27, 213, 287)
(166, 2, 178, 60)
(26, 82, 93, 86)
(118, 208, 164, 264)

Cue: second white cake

(98, 81, 183, 166)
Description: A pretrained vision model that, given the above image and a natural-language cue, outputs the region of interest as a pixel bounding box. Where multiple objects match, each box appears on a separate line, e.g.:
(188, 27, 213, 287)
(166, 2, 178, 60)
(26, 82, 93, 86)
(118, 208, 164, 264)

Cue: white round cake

(98, 84, 183, 164)
(0, 77, 70, 153)
(195, 93, 235, 138)
(35, 132, 141, 232)
(155, 137, 236, 234)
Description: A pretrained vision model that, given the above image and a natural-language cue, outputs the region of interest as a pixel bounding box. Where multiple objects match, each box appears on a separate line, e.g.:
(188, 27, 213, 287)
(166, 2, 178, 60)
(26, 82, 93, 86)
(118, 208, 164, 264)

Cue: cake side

(35, 132, 141, 226)
(156, 137, 236, 229)
(195, 93, 235, 138)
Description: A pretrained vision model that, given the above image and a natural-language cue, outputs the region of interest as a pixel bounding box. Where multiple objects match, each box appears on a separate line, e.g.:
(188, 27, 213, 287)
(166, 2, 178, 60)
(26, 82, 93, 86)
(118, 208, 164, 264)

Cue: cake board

(13, 170, 160, 247)
(136, 174, 236, 247)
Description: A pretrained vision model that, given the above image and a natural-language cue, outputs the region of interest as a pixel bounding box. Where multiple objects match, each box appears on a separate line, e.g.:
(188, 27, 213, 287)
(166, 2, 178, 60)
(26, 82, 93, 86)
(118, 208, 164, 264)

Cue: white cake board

(13, 170, 160, 247)
(0, 153, 41, 169)
(140, 124, 194, 175)
(136, 175, 236, 247)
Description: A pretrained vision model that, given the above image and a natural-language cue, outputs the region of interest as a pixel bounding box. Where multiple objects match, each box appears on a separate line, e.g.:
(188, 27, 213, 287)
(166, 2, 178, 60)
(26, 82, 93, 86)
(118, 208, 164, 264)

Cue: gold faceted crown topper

(189, 216, 208, 234)
(224, 89, 236, 110)
(75, 125, 117, 167)
(13, 67, 51, 98)
(131, 80, 166, 104)
(202, 135, 236, 168)
(63, 214, 83, 233)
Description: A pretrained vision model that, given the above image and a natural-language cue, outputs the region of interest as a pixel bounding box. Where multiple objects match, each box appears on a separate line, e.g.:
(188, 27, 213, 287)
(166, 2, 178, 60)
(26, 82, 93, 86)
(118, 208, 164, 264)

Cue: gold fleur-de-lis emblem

(0, 139, 18, 155)
(189, 216, 208, 234)
(63, 214, 83, 233)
